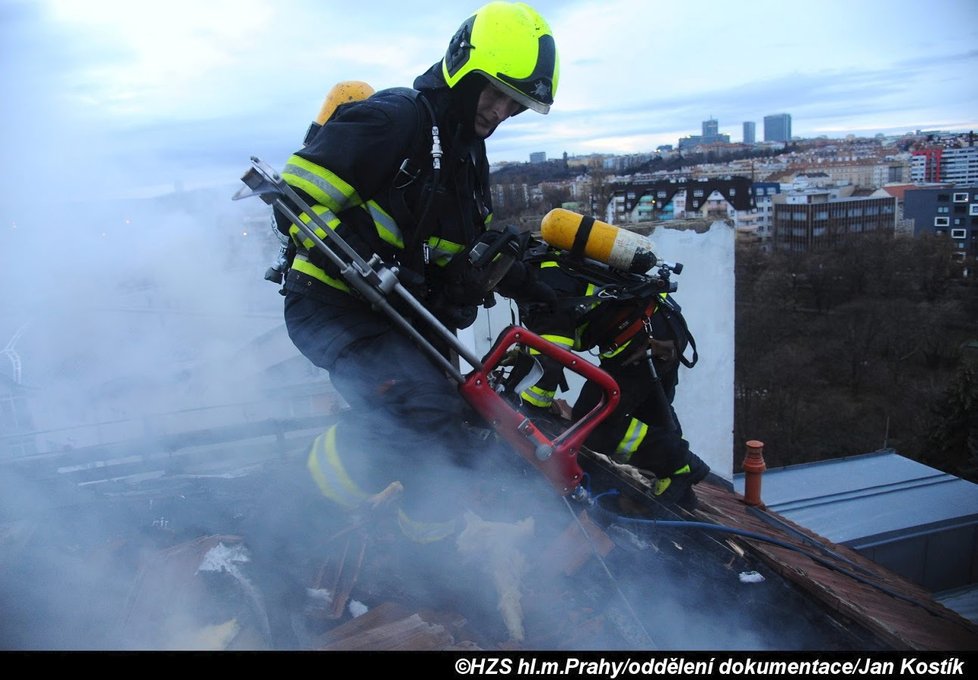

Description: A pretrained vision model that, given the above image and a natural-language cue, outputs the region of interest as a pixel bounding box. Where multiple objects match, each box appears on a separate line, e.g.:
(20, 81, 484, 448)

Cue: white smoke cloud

(1, 1, 880, 652)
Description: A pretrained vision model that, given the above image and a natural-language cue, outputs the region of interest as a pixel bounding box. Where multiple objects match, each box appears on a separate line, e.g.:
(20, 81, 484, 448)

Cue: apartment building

(942, 146, 978, 185)
(604, 176, 754, 226)
(911, 145, 978, 184)
(747, 181, 782, 240)
(771, 192, 896, 252)
(903, 185, 978, 265)
(816, 161, 909, 188)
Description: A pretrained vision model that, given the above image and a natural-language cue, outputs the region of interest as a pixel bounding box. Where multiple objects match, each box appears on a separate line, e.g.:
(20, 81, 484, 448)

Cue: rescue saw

(233, 157, 620, 500)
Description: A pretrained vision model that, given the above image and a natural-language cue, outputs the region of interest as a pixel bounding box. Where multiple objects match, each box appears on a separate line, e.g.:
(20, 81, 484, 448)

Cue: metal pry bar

(233, 157, 483, 382)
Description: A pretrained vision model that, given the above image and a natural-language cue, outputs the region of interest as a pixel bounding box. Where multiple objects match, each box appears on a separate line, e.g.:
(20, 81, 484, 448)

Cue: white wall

(459, 222, 736, 481)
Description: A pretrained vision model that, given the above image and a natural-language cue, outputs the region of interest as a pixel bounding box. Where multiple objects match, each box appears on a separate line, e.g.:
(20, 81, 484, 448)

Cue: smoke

(0, 5, 294, 649)
(1, 5, 865, 652)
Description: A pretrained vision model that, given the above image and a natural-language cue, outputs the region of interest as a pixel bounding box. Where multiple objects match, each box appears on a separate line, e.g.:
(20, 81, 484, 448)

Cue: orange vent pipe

(742, 440, 767, 507)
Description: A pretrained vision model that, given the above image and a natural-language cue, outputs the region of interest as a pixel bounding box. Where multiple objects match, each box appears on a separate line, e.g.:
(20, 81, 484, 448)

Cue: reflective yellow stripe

(615, 417, 648, 462)
(291, 253, 351, 293)
(541, 260, 559, 268)
(600, 337, 632, 359)
(282, 158, 405, 260)
(425, 237, 465, 267)
(306, 425, 369, 508)
(365, 200, 403, 249)
(282, 155, 359, 213)
(396, 508, 458, 543)
(573, 283, 602, 348)
(583, 283, 600, 310)
(528, 333, 574, 356)
(290, 204, 341, 249)
(520, 384, 555, 408)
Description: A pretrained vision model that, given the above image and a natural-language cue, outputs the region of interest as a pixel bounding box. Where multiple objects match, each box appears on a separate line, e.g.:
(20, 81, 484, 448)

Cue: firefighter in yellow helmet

(276, 3, 559, 540)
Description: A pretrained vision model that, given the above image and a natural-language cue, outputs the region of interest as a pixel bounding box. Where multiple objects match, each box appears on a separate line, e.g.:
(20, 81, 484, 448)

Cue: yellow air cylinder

(540, 208, 657, 273)
(315, 80, 375, 124)
(304, 81, 375, 145)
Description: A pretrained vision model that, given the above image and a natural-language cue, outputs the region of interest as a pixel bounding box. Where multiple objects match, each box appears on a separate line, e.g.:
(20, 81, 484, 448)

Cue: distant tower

(763, 113, 792, 142)
(743, 121, 756, 144)
(702, 117, 719, 140)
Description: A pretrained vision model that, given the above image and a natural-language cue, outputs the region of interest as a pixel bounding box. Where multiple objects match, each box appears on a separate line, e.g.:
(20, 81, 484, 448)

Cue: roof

(732, 451, 978, 547)
(612, 177, 756, 212)
(879, 184, 917, 201)
(3, 427, 978, 651)
(937, 584, 978, 625)
(731, 450, 978, 623)
(697, 476, 978, 650)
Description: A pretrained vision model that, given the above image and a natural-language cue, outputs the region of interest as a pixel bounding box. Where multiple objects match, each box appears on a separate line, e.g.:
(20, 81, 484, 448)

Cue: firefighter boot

(653, 452, 710, 510)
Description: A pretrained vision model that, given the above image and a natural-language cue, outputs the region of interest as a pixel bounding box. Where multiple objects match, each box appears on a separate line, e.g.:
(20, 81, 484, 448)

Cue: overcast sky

(2, 0, 977, 201)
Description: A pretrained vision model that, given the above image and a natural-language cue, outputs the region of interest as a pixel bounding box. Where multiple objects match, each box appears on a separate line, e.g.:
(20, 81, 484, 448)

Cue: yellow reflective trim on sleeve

(540, 260, 559, 268)
(614, 417, 648, 462)
(281, 155, 361, 214)
(425, 237, 465, 267)
(365, 200, 403, 249)
(527, 333, 574, 356)
(307, 425, 370, 508)
(291, 253, 351, 293)
(520, 384, 555, 408)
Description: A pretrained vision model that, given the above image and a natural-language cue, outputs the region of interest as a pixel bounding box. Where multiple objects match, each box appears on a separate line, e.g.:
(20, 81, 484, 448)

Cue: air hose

(587, 487, 963, 620)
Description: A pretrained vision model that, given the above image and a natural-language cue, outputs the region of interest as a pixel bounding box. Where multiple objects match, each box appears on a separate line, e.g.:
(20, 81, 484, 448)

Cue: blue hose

(587, 488, 946, 613)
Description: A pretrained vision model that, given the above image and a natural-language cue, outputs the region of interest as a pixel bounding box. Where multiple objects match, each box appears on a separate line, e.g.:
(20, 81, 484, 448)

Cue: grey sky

(2, 0, 977, 200)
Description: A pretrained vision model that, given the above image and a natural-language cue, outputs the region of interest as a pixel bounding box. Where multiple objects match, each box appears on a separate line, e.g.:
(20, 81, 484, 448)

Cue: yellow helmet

(442, 2, 559, 114)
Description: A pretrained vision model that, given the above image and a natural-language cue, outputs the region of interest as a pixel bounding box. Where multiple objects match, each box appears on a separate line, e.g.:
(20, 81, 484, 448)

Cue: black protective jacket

(279, 64, 494, 334)
(516, 254, 698, 475)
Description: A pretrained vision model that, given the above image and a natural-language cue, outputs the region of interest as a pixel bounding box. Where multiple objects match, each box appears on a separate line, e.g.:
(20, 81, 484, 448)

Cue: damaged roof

(3, 420, 977, 651)
(696, 478, 978, 650)
(734, 451, 978, 592)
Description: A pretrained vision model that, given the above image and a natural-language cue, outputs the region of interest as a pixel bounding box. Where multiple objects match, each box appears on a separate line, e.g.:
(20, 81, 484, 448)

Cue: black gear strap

(570, 215, 595, 260)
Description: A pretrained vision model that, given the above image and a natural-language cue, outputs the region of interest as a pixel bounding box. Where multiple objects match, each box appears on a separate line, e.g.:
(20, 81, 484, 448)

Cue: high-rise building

(743, 121, 756, 145)
(703, 118, 719, 139)
(678, 118, 729, 149)
(763, 113, 792, 142)
(941, 146, 978, 185)
(529, 151, 547, 164)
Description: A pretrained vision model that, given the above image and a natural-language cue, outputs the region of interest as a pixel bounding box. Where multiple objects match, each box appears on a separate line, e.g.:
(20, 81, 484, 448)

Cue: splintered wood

(540, 510, 615, 576)
(316, 602, 478, 650)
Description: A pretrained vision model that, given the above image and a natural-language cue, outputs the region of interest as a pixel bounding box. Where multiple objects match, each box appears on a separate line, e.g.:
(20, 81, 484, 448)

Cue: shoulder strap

(658, 295, 698, 368)
(381, 89, 442, 276)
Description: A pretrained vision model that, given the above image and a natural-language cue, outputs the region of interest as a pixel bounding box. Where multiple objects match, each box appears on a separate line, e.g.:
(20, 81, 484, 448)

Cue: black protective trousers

(283, 288, 486, 521)
(571, 351, 691, 479)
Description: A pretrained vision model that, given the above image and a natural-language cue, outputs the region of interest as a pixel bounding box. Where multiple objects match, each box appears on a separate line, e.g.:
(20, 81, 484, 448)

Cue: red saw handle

(458, 325, 621, 496)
